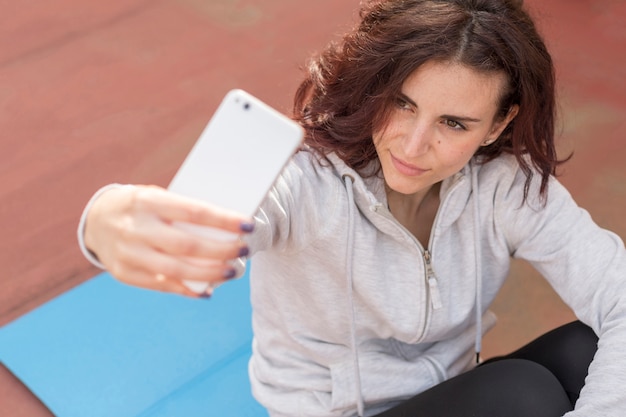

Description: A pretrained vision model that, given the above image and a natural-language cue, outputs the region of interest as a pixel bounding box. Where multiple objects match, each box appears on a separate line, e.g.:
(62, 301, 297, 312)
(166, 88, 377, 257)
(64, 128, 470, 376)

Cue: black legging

(375, 321, 598, 417)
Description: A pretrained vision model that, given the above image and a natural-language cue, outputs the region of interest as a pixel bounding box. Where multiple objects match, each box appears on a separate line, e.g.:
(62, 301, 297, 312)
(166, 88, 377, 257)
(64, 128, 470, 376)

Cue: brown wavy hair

(293, 0, 564, 200)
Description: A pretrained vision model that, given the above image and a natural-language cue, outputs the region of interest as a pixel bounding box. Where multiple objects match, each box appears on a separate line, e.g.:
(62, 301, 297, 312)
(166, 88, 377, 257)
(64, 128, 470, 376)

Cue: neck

(386, 182, 440, 217)
(385, 182, 442, 247)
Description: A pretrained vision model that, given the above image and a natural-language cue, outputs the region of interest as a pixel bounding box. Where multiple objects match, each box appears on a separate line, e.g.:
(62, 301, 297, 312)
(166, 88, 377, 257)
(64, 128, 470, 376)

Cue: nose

(402, 122, 432, 157)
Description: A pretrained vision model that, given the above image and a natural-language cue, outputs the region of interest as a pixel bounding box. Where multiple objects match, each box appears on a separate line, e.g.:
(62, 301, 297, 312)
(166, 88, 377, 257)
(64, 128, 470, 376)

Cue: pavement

(0, 0, 624, 415)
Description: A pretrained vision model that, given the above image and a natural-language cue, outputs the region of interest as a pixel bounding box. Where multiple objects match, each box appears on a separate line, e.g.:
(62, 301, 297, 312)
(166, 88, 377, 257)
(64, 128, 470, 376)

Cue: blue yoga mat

(0, 271, 268, 417)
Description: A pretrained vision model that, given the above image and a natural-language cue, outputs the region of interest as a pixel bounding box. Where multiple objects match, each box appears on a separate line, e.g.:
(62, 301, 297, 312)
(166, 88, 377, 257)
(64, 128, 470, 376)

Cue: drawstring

(343, 174, 365, 417)
(471, 163, 483, 364)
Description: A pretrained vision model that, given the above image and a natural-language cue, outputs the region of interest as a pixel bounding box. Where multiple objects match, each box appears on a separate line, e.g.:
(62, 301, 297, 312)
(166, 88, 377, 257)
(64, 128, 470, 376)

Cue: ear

(481, 104, 519, 146)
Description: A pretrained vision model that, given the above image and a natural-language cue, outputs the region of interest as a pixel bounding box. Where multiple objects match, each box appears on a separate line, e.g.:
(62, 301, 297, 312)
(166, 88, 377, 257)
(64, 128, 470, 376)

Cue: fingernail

(198, 292, 212, 299)
(240, 222, 255, 233)
(224, 268, 237, 280)
(238, 246, 250, 257)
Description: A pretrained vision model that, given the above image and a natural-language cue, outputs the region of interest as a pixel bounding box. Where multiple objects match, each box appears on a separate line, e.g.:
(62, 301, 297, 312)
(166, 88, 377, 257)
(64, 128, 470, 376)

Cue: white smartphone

(168, 89, 304, 293)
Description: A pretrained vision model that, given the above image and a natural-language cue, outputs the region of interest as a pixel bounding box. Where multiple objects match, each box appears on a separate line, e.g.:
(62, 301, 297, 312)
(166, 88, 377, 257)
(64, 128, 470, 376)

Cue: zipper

(422, 174, 467, 311)
(423, 250, 442, 310)
(369, 173, 466, 339)
(371, 206, 443, 311)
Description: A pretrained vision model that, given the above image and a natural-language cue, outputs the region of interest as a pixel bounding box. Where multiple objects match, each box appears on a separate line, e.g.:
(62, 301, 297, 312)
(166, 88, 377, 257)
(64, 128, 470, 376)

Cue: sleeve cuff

(77, 184, 134, 270)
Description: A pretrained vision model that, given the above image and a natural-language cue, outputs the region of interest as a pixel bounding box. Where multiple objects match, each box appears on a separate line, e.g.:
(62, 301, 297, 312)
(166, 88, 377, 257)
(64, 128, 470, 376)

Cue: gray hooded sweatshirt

(243, 151, 626, 417)
(78, 150, 626, 416)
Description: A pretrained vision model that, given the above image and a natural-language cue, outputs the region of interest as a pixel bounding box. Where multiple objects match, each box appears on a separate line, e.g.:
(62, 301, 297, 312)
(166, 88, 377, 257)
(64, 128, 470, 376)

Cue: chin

(385, 176, 429, 196)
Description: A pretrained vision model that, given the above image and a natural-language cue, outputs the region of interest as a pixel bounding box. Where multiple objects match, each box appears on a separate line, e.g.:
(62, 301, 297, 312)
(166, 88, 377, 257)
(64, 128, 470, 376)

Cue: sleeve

(76, 183, 133, 269)
(495, 168, 626, 416)
(244, 152, 341, 255)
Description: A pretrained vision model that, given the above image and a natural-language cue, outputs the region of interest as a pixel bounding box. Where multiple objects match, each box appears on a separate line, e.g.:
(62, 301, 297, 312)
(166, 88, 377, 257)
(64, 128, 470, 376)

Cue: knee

(474, 359, 572, 416)
(559, 321, 598, 353)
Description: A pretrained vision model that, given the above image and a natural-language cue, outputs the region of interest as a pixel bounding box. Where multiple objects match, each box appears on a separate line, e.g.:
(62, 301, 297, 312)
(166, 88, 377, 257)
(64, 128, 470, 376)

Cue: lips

(390, 153, 428, 176)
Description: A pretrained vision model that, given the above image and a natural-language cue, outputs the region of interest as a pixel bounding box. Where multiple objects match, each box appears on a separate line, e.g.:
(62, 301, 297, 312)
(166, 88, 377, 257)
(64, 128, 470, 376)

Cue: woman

(79, 0, 626, 416)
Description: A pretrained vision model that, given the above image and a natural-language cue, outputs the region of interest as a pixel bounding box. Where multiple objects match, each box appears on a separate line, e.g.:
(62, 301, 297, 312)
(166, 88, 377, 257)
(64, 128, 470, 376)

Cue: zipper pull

(424, 250, 442, 310)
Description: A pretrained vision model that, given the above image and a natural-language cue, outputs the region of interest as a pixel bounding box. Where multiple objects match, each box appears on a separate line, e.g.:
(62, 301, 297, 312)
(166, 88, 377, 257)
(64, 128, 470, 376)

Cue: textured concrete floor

(0, 0, 624, 415)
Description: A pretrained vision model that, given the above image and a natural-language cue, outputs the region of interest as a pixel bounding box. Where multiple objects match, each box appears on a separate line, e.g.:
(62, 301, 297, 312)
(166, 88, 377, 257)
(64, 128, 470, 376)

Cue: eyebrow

(398, 93, 483, 123)
(441, 114, 482, 123)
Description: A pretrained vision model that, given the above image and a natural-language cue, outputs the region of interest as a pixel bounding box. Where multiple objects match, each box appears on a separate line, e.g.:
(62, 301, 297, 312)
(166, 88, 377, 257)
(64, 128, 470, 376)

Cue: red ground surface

(0, 0, 624, 415)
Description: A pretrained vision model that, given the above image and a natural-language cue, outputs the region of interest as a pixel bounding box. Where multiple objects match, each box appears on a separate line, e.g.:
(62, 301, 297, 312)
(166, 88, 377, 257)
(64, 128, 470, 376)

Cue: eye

(395, 97, 413, 111)
(443, 119, 466, 130)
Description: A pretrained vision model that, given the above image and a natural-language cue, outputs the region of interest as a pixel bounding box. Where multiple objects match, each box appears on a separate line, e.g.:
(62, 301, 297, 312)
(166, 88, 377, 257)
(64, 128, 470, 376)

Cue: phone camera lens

(244, 102, 250, 110)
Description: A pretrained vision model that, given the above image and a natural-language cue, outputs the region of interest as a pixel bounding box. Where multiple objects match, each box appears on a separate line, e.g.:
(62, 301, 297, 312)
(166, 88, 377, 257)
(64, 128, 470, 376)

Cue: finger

(119, 267, 210, 298)
(115, 241, 239, 283)
(131, 186, 255, 234)
(132, 215, 250, 260)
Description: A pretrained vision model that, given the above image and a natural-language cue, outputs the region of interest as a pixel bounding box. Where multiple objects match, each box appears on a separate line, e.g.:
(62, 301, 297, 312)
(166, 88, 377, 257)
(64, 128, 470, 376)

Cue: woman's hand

(83, 185, 254, 298)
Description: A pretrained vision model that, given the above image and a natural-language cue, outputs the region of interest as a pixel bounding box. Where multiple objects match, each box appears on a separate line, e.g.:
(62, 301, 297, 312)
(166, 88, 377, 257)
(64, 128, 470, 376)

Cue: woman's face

(373, 60, 518, 197)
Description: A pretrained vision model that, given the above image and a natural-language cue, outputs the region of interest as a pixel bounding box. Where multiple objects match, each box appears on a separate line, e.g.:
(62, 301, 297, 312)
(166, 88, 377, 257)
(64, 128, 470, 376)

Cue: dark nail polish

(198, 292, 212, 299)
(224, 268, 237, 280)
(240, 222, 255, 233)
(238, 246, 250, 257)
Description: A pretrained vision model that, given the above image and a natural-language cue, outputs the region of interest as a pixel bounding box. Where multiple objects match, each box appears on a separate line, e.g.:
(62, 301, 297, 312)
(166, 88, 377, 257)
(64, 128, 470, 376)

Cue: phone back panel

(168, 89, 303, 216)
